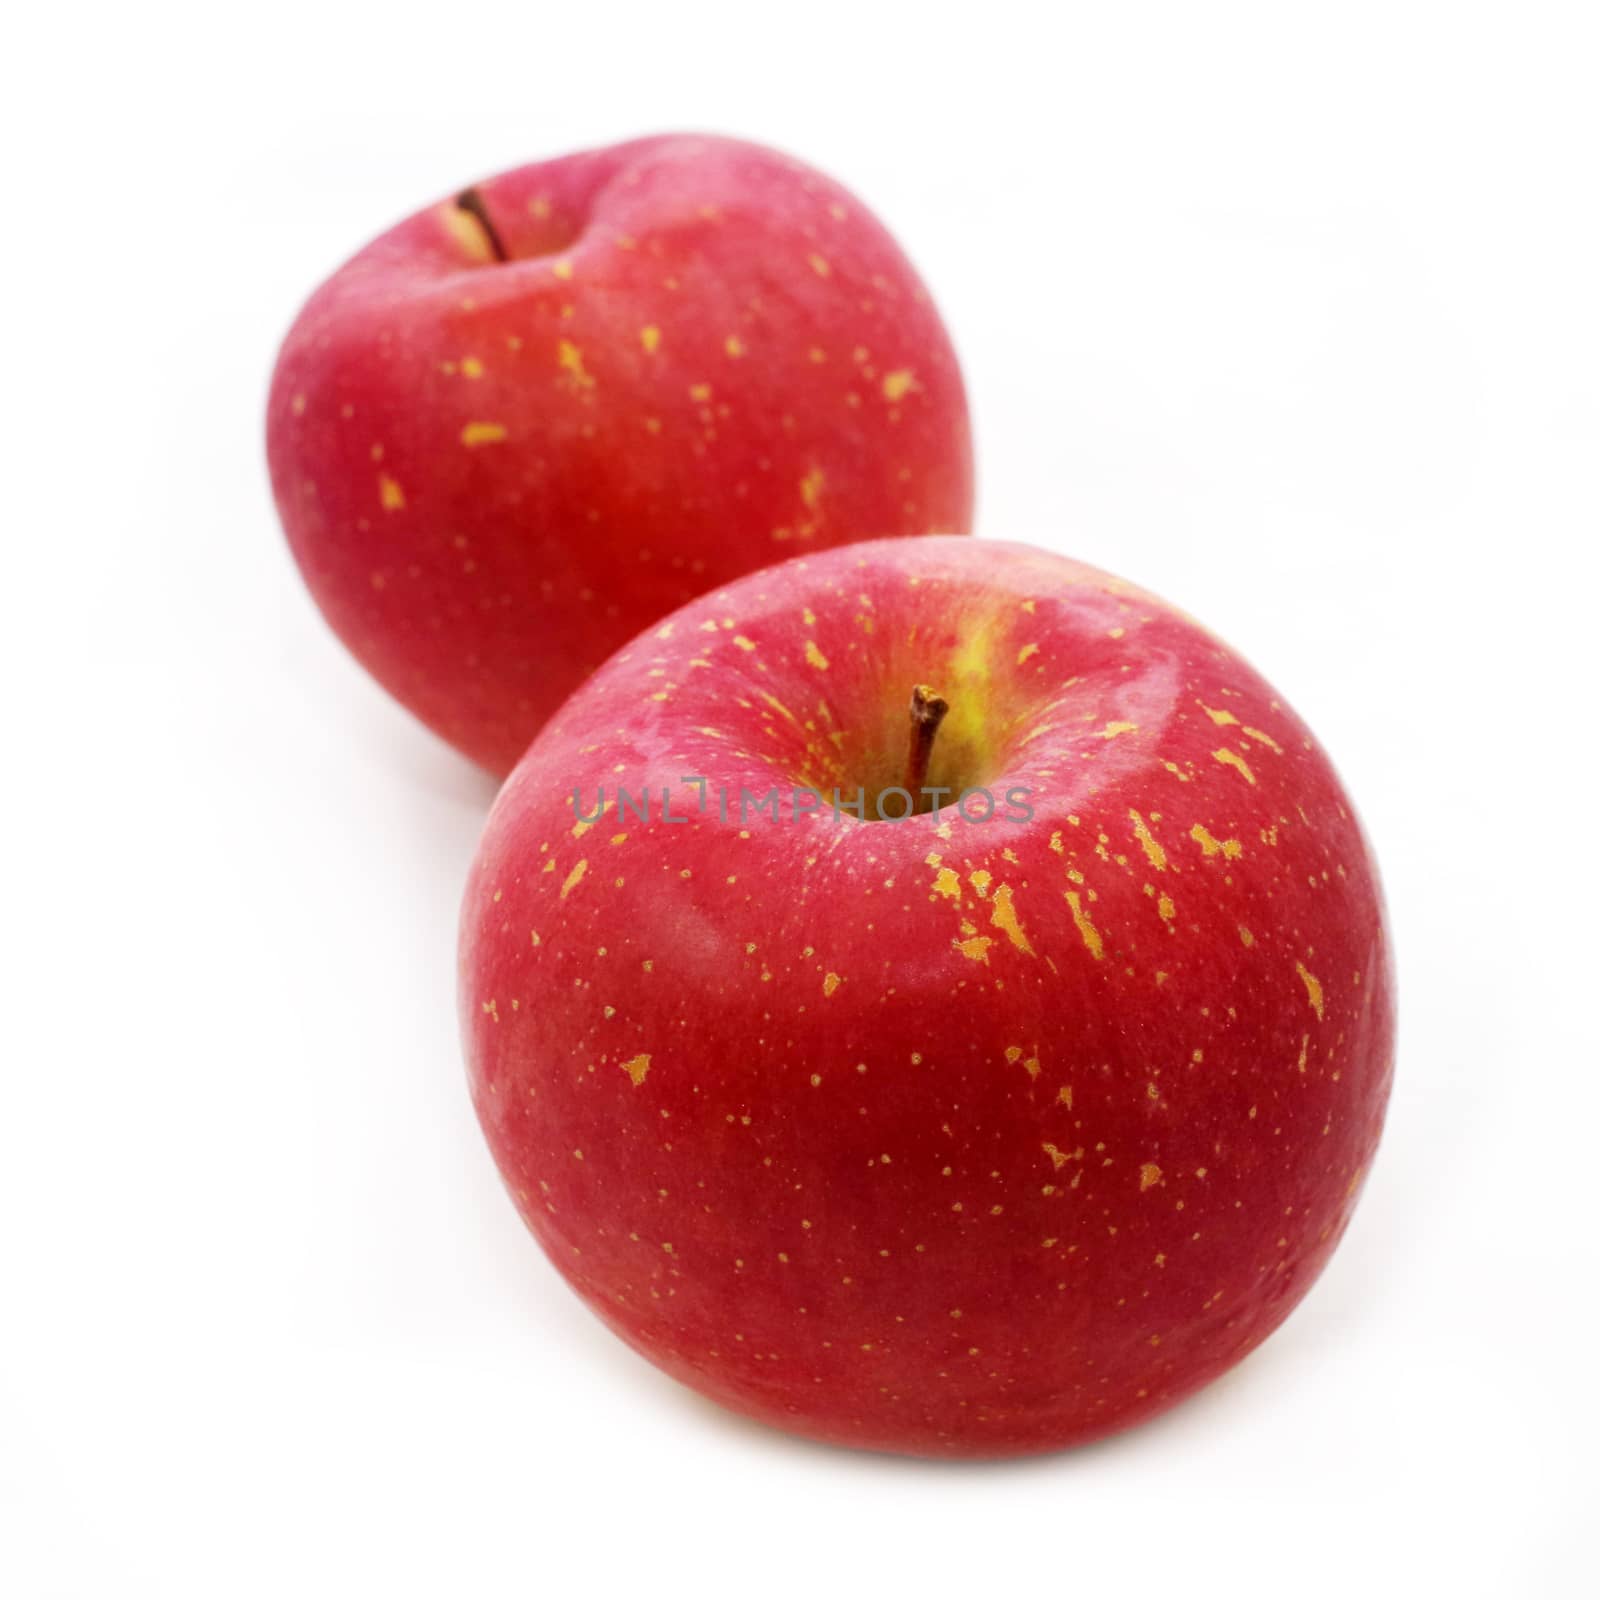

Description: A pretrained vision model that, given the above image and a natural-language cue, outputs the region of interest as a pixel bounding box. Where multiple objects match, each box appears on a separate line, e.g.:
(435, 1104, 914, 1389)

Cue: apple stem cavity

(904, 683, 950, 804)
(455, 188, 509, 263)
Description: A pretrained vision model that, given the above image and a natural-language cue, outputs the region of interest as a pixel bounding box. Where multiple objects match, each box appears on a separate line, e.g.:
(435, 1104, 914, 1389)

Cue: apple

(459, 536, 1394, 1457)
(267, 134, 974, 774)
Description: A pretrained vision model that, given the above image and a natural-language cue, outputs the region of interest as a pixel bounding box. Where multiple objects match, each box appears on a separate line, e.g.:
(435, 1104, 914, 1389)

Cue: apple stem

(455, 188, 509, 262)
(904, 683, 950, 802)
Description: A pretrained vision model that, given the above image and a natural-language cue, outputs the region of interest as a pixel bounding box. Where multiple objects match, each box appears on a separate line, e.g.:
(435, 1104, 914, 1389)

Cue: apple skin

(459, 536, 1394, 1458)
(267, 134, 974, 775)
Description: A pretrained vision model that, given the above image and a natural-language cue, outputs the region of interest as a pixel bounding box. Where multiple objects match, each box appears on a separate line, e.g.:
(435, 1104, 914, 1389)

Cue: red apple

(459, 536, 1394, 1458)
(267, 134, 974, 774)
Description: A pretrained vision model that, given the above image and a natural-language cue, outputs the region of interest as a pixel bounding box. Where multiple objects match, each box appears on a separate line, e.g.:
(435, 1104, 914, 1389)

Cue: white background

(3, 3, 1594, 1595)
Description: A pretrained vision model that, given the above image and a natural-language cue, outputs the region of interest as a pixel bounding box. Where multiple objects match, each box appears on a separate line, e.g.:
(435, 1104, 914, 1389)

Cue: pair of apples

(269, 134, 1393, 1459)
